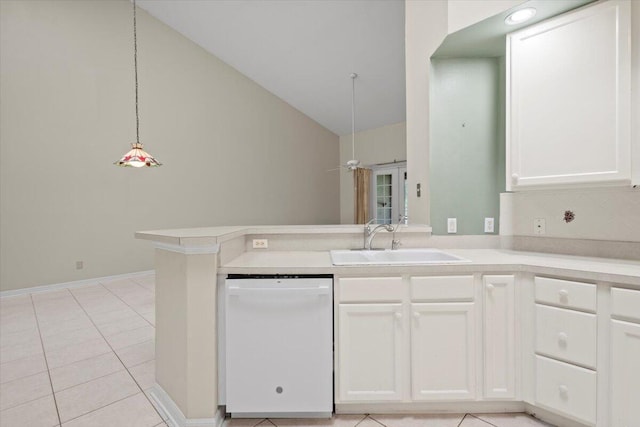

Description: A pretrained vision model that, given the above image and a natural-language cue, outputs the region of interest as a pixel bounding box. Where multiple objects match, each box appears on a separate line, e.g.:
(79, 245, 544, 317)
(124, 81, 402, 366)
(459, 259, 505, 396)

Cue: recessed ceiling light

(505, 7, 537, 25)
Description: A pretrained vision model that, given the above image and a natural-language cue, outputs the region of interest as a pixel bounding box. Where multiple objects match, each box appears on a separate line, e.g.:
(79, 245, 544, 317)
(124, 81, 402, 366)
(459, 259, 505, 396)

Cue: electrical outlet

(447, 218, 457, 234)
(76, 261, 84, 270)
(484, 217, 495, 233)
(534, 218, 546, 235)
(252, 239, 268, 249)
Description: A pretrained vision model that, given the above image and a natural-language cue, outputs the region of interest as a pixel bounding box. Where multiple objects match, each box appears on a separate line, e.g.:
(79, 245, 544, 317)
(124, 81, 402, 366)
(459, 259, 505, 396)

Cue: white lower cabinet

(483, 275, 516, 399)
(535, 355, 597, 425)
(533, 277, 598, 425)
(337, 303, 405, 401)
(610, 287, 640, 427)
(337, 275, 482, 404)
(334, 272, 640, 427)
(411, 302, 476, 400)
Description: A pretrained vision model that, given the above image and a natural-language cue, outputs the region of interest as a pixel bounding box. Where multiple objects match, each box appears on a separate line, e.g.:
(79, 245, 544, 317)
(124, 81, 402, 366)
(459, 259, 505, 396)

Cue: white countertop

(136, 224, 640, 286)
(220, 249, 640, 287)
(135, 224, 433, 246)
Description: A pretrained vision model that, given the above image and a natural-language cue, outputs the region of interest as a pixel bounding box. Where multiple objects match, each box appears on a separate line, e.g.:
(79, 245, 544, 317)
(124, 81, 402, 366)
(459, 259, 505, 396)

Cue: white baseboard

(149, 384, 224, 427)
(335, 400, 525, 414)
(0, 270, 155, 298)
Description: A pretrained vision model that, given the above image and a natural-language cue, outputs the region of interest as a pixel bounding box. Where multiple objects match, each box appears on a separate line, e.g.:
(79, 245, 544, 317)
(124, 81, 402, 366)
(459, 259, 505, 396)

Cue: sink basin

(330, 249, 469, 266)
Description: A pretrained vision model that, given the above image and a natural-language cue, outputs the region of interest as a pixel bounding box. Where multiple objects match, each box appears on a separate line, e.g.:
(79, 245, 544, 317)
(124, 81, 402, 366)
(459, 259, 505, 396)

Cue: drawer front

(535, 277, 596, 312)
(535, 355, 596, 425)
(611, 287, 640, 323)
(410, 276, 474, 302)
(338, 277, 403, 302)
(536, 304, 597, 369)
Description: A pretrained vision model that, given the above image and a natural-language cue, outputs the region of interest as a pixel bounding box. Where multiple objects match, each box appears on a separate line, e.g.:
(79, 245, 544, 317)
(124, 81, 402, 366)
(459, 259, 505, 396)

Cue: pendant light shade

(115, 143, 161, 167)
(115, 0, 161, 168)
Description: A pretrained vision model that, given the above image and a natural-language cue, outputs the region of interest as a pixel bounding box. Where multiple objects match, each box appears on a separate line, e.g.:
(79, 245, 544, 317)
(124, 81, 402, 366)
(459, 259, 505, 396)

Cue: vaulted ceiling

(137, 0, 406, 136)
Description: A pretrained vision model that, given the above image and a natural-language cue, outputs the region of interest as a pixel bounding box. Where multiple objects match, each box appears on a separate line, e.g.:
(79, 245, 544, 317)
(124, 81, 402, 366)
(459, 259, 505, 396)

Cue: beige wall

(0, 0, 339, 292)
(501, 188, 640, 242)
(339, 122, 406, 223)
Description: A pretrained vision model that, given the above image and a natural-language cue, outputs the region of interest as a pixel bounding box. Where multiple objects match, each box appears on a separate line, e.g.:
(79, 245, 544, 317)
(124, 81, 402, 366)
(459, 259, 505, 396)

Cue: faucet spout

(365, 223, 394, 250)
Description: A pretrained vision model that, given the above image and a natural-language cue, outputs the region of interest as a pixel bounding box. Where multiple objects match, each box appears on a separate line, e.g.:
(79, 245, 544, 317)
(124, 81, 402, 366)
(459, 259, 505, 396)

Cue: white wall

(405, 0, 449, 225)
(339, 122, 406, 223)
(0, 0, 339, 291)
(447, 0, 524, 34)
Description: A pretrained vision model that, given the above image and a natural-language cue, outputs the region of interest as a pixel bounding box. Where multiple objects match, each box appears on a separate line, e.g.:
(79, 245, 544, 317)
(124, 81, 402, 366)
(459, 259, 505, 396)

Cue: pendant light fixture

(115, 0, 161, 168)
(346, 72, 361, 171)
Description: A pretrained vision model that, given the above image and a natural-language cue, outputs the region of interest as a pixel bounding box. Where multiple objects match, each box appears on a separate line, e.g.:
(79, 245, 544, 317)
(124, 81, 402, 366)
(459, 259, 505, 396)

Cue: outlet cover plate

(484, 218, 495, 233)
(252, 239, 268, 249)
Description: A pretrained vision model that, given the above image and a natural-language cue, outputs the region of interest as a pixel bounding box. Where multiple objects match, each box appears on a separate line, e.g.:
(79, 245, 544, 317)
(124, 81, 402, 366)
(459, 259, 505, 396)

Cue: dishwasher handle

(227, 285, 331, 297)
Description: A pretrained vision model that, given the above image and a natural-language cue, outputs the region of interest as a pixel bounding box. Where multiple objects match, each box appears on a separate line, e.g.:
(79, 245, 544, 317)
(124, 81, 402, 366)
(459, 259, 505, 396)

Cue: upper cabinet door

(506, 0, 631, 191)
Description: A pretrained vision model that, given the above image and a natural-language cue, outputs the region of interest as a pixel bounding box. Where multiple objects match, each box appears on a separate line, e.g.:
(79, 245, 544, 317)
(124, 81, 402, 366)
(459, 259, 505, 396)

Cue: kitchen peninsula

(136, 225, 640, 427)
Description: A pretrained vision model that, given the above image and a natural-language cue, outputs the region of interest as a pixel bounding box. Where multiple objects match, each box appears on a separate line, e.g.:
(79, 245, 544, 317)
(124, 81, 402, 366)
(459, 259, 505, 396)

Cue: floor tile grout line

(364, 415, 388, 427)
(58, 389, 140, 424)
(50, 364, 128, 394)
(68, 287, 165, 423)
(29, 292, 63, 427)
(104, 323, 155, 342)
(467, 413, 500, 427)
(46, 349, 114, 372)
(353, 414, 372, 427)
(96, 283, 156, 328)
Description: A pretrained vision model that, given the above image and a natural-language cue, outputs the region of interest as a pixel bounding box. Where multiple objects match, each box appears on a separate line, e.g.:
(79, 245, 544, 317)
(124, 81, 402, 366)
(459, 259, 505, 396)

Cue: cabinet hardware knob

(559, 385, 569, 397)
(395, 312, 402, 320)
(511, 173, 519, 183)
(413, 312, 420, 319)
(558, 332, 568, 345)
(558, 289, 569, 301)
(486, 284, 495, 291)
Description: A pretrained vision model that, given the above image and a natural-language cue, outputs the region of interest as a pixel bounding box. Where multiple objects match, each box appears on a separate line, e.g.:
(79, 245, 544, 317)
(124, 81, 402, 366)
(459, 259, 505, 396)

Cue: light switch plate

(447, 218, 457, 234)
(534, 218, 546, 235)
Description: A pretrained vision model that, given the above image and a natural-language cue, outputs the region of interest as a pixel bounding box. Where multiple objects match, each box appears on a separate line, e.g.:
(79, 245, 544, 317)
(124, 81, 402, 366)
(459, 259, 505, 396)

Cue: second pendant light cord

(351, 73, 357, 161)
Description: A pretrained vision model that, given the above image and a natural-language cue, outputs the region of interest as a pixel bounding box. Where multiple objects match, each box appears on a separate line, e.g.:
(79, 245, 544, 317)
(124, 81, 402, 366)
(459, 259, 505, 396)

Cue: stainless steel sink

(330, 248, 469, 266)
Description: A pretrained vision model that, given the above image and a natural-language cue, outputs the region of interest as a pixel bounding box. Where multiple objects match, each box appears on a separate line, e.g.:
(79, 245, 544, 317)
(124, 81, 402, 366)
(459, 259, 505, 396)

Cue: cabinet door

(611, 320, 640, 427)
(337, 303, 405, 402)
(411, 302, 476, 400)
(483, 275, 516, 399)
(507, 0, 631, 190)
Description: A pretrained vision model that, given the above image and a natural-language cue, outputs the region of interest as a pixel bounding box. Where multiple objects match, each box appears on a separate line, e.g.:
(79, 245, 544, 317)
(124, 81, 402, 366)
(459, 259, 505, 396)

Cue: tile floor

(0, 275, 553, 427)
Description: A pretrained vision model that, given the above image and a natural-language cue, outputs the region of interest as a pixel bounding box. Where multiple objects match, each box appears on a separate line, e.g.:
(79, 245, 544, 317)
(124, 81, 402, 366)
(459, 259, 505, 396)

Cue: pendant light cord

(133, 0, 140, 144)
(351, 73, 357, 160)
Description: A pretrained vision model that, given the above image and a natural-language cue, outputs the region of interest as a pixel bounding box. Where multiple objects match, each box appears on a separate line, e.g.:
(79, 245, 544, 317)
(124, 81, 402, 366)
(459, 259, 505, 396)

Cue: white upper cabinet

(506, 0, 632, 191)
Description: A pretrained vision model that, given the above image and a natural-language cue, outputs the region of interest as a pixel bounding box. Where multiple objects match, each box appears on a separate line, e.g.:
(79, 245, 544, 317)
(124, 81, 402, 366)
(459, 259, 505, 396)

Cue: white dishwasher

(225, 275, 333, 418)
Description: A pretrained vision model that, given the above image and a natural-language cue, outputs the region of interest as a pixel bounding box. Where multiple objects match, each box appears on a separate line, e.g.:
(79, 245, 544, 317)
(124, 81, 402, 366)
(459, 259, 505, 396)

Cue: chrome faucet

(365, 221, 394, 250)
(391, 214, 408, 250)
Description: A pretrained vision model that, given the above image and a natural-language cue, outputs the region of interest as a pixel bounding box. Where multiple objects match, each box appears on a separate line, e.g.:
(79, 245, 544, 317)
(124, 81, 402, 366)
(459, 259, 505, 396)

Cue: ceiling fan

(328, 73, 361, 172)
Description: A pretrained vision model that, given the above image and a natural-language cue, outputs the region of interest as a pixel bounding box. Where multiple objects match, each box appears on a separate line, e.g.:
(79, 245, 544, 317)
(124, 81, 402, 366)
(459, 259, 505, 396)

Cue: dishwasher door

(225, 277, 333, 418)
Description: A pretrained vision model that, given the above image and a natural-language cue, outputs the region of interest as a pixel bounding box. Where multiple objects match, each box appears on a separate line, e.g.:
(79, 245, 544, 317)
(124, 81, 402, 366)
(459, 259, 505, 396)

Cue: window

(371, 163, 407, 224)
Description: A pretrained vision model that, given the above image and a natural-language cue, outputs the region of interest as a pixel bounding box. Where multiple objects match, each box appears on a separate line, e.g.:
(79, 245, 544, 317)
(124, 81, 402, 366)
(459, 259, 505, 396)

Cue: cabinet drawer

(535, 277, 596, 312)
(611, 287, 640, 323)
(338, 277, 403, 302)
(535, 355, 596, 426)
(410, 276, 474, 302)
(536, 305, 597, 369)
